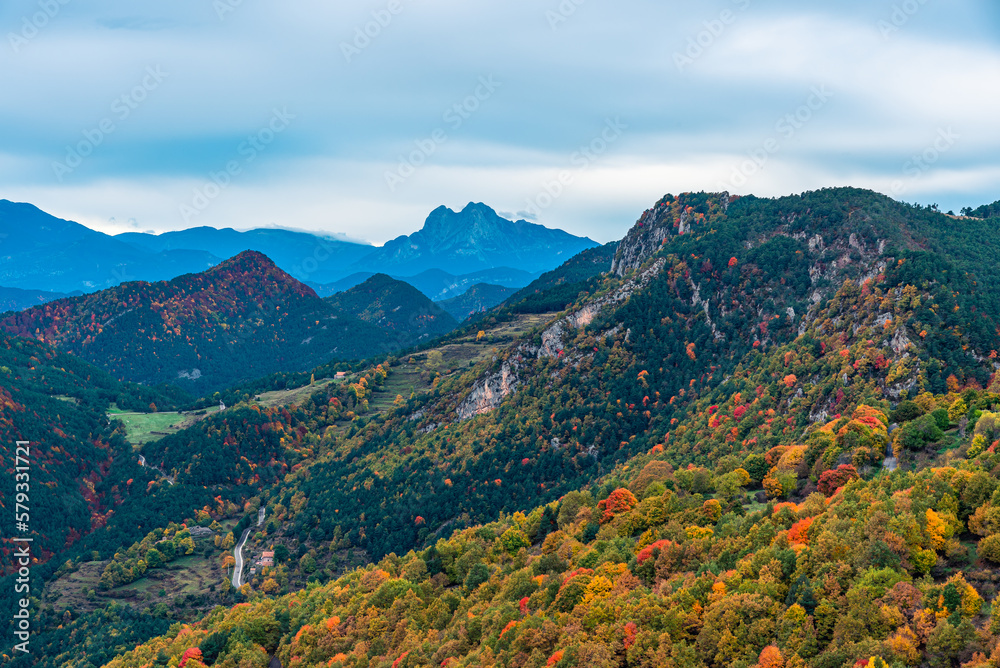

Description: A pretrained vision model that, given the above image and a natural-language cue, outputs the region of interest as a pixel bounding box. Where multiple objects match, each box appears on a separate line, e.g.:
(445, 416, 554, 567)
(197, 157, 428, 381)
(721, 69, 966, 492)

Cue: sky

(1, 0, 998, 245)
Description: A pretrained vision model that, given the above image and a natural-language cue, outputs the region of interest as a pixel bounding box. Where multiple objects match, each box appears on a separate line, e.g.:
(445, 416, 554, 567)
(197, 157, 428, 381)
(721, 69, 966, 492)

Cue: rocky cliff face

(455, 359, 522, 420)
(611, 192, 731, 276)
(536, 258, 666, 359)
(609, 191, 908, 343)
(454, 258, 668, 420)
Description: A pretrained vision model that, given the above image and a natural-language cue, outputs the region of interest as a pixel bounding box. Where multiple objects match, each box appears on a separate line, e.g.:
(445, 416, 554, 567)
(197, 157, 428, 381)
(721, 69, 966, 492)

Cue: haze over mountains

(0, 199, 596, 304)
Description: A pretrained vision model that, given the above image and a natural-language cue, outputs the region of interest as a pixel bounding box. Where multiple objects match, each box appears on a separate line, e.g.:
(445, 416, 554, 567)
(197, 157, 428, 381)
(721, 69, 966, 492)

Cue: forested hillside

(0, 253, 456, 393)
(92, 188, 1000, 667)
(963, 200, 1000, 220)
(7, 187, 1000, 668)
(324, 274, 457, 340)
(503, 242, 619, 315)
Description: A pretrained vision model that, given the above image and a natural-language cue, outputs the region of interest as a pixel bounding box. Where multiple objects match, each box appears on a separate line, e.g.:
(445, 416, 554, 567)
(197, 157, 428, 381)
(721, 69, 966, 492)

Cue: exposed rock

(456, 360, 521, 420)
(890, 327, 913, 355)
(537, 258, 666, 359)
(611, 193, 729, 276)
(456, 258, 666, 420)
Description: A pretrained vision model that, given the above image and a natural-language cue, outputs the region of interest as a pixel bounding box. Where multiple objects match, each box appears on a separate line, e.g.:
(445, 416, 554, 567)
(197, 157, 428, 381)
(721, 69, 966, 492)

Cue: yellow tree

(756, 645, 784, 668)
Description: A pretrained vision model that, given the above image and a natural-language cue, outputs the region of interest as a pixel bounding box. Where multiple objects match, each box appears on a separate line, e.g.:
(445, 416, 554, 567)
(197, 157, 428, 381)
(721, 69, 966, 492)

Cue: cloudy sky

(1, 0, 998, 244)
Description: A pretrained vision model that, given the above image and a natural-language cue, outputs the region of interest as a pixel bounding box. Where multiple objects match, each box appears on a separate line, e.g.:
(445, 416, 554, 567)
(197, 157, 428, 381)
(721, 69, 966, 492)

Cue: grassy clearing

(255, 377, 335, 408)
(110, 407, 221, 447)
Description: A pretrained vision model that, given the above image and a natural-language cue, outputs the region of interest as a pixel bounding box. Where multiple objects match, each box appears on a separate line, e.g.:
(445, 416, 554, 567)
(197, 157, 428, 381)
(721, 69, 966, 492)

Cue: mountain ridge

(0, 199, 593, 301)
(0, 250, 456, 392)
(349, 202, 599, 277)
(0, 200, 222, 294)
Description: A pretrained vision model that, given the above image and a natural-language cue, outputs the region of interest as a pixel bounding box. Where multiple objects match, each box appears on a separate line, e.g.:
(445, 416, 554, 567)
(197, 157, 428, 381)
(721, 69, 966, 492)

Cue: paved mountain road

(231, 507, 266, 589)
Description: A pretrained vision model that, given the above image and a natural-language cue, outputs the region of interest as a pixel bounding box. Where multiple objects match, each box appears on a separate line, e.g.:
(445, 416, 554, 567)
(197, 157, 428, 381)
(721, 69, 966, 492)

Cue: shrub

(978, 535, 1000, 564)
(817, 465, 859, 496)
(597, 488, 638, 524)
(890, 400, 923, 423)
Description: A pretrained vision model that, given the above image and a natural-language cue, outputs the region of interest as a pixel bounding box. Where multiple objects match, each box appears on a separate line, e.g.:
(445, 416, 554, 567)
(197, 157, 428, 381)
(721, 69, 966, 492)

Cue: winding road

(138, 455, 174, 485)
(232, 507, 266, 589)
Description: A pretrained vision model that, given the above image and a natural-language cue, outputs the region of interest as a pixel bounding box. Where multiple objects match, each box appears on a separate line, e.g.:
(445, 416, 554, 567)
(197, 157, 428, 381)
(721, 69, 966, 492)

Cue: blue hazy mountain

(116, 203, 595, 290)
(309, 266, 540, 301)
(0, 286, 82, 313)
(116, 226, 374, 285)
(352, 202, 598, 277)
(1, 199, 596, 301)
(437, 283, 518, 321)
(0, 200, 221, 294)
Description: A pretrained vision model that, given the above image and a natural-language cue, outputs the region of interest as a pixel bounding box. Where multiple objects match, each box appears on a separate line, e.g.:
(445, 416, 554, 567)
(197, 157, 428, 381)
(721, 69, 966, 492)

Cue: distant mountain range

(0, 199, 596, 302)
(437, 283, 518, 321)
(0, 200, 220, 294)
(0, 286, 82, 313)
(0, 252, 455, 392)
(310, 266, 540, 301)
(114, 226, 374, 285)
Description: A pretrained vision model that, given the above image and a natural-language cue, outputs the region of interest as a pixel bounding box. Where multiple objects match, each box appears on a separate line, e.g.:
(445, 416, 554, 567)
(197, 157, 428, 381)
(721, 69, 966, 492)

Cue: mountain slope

(142, 188, 1000, 560)
(0, 286, 80, 313)
(0, 252, 449, 392)
(0, 332, 186, 571)
(438, 283, 517, 321)
(351, 202, 598, 277)
(502, 240, 619, 314)
(325, 273, 458, 340)
(18, 187, 1000, 668)
(963, 199, 1000, 219)
(0, 200, 221, 293)
(92, 187, 1000, 668)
